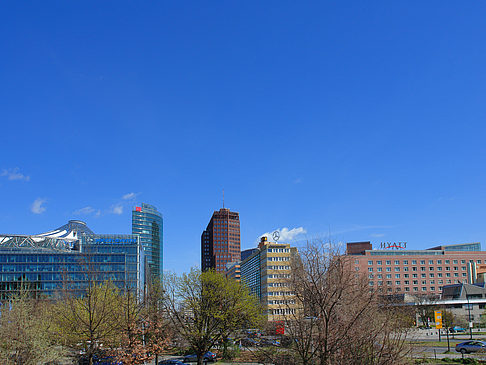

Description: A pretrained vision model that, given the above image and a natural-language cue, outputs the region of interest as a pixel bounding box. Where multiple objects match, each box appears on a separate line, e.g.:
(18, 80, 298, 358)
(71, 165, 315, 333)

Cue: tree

(51, 281, 121, 365)
(276, 240, 411, 365)
(144, 279, 174, 365)
(164, 269, 263, 365)
(413, 294, 439, 327)
(110, 287, 148, 365)
(0, 288, 64, 365)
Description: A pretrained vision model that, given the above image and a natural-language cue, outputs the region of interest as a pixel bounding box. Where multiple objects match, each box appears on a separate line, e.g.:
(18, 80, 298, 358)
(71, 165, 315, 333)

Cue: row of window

(268, 265, 290, 270)
(369, 272, 467, 279)
(268, 299, 296, 305)
(367, 259, 481, 265)
(267, 248, 291, 253)
(267, 257, 290, 261)
(367, 266, 467, 272)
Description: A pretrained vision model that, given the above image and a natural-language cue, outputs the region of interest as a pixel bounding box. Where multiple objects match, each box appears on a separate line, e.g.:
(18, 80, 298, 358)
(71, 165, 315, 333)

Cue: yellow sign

(434, 310, 443, 329)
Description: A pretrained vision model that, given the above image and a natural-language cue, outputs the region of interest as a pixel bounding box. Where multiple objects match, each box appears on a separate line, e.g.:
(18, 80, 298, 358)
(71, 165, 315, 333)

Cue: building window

(437, 267, 442, 271)
(404, 280, 409, 285)
(412, 267, 417, 271)
(429, 260, 434, 265)
(404, 274, 409, 278)
(395, 267, 400, 272)
(386, 274, 391, 279)
(453, 260, 458, 264)
(377, 260, 382, 265)
(395, 274, 400, 278)
(377, 267, 382, 272)
(430, 287, 435, 291)
(404, 267, 409, 272)
(403, 260, 408, 265)
(413, 287, 418, 292)
(421, 267, 426, 271)
(429, 267, 434, 271)
(368, 260, 373, 265)
(386, 260, 391, 265)
(462, 266, 467, 271)
(422, 287, 427, 291)
(368, 268, 373, 272)
(395, 281, 400, 285)
(394, 260, 400, 265)
(445, 260, 450, 264)
(386, 267, 391, 272)
(412, 260, 417, 265)
(461, 260, 466, 264)
(478, 260, 482, 264)
(437, 260, 442, 264)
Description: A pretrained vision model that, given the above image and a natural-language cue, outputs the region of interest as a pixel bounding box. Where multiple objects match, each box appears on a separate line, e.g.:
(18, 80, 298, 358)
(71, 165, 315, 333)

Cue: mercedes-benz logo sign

(272, 230, 280, 241)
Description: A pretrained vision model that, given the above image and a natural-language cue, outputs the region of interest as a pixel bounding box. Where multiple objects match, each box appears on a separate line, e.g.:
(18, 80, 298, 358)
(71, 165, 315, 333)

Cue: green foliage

(165, 268, 263, 365)
(51, 281, 121, 365)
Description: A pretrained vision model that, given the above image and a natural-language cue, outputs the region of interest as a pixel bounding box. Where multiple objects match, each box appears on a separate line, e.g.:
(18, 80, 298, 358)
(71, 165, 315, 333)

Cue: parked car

(449, 326, 466, 333)
(158, 360, 189, 365)
(183, 351, 217, 363)
(455, 340, 486, 354)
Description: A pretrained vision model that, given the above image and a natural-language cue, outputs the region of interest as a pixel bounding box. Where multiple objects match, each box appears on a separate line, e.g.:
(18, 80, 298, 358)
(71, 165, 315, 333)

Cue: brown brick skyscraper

(201, 208, 241, 272)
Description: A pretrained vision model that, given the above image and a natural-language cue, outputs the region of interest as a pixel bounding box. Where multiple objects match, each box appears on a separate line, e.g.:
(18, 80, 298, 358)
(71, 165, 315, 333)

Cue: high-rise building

(132, 203, 163, 279)
(201, 208, 240, 273)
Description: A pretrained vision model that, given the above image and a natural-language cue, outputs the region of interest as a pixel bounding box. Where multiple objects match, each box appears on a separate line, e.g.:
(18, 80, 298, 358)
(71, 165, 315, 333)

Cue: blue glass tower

(132, 203, 163, 280)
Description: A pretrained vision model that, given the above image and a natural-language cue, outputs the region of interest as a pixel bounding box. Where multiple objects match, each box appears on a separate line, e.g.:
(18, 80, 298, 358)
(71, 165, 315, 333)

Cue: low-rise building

(348, 241, 486, 296)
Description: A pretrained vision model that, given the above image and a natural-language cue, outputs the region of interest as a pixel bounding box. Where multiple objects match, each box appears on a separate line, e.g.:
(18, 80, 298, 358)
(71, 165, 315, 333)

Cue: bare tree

(276, 240, 411, 365)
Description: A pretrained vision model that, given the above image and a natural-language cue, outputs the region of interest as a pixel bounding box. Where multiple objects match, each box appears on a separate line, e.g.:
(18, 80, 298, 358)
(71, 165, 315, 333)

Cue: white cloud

(31, 198, 47, 214)
(122, 192, 138, 200)
(370, 233, 385, 238)
(111, 204, 123, 215)
(1, 168, 30, 181)
(73, 206, 101, 217)
(260, 227, 307, 243)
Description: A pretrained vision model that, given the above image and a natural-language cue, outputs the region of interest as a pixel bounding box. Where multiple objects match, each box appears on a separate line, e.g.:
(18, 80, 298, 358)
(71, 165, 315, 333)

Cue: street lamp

(463, 284, 473, 340)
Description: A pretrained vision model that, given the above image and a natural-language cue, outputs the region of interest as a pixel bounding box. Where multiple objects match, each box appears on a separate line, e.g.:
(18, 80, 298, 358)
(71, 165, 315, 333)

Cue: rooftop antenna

(222, 189, 225, 209)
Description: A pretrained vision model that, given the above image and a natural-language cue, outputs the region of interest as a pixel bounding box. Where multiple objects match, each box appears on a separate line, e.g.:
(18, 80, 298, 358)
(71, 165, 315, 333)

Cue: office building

(225, 261, 241, 281)
(201, 208, 240, 273)
(132, 203, 163, 279)
(240, 236, 298, 321)
(349, 241, 486, 296)
(0, 220, 144, 298)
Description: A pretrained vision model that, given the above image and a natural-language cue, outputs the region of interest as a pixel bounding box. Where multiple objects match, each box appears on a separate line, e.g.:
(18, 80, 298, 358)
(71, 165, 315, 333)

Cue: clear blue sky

(1, 2, 486, 274)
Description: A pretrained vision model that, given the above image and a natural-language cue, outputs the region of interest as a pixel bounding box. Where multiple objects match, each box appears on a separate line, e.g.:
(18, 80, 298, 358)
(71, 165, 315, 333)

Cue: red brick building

(348, 241, 486, 295)
(201, 208, 241, 273)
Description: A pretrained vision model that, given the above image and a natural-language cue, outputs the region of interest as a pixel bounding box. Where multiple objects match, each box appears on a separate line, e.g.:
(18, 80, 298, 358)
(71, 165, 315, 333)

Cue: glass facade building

(0, 220, 144, 299)
(132, 203, 163, 279)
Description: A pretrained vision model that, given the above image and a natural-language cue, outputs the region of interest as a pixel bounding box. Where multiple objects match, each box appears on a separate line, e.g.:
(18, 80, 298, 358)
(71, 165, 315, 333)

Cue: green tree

(51, 281, 121, 365)
(164, 269, 263, 365)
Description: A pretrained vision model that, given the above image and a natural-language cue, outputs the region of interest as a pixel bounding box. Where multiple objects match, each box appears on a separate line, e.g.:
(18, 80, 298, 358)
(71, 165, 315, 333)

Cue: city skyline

(2, 2, 486, 275)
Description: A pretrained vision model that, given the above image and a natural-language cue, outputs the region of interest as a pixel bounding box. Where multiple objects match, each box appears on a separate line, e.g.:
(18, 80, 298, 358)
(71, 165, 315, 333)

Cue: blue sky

(1, 2, 486, 274)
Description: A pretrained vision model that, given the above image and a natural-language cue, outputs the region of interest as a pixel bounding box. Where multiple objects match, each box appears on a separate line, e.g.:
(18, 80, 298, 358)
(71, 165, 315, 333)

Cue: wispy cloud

(293, 178, 302, 184)
(110, 204, 123, 215)
(73, 206, 101, 217)
(122, 192, 138, 200)
(1, 168, 30, 181)
(260, 227, 307, 242)
(370, 233, 385, 238)
(31, 198, 47, 214)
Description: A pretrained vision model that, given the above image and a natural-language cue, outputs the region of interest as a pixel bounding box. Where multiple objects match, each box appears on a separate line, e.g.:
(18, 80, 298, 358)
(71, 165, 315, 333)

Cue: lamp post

(463, 284, 473, 340)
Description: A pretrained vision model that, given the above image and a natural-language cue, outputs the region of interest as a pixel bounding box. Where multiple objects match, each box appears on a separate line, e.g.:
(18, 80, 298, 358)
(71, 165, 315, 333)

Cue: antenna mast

(222, 189, 225, 209)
